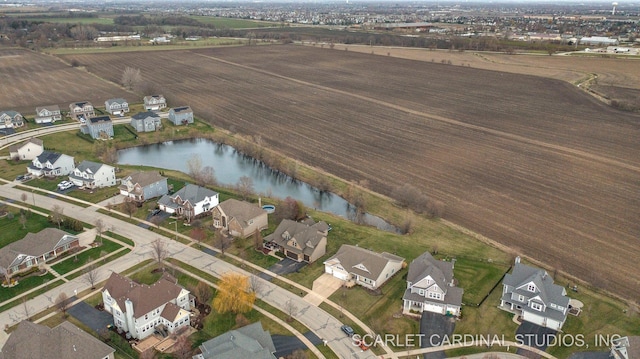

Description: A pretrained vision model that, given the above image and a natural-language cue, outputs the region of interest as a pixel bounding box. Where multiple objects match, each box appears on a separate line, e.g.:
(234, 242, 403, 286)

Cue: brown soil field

(60, 45, 640, 301)
(0, 48, 135, 114)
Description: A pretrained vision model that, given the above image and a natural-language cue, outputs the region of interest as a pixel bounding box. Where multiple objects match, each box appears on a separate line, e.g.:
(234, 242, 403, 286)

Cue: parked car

(15, 175, 24, 181)
(151, 209, 162, 216)
(57, 181, 73, 190)
(341, 325, 354, 337)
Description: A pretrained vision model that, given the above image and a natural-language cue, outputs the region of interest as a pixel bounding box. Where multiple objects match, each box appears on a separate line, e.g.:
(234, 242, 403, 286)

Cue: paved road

(0, 183, 379, 359)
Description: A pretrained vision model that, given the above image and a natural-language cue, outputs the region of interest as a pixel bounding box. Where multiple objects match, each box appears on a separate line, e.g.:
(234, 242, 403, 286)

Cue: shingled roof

(265, 219, 327, 256)
(121, 171, 166, 188)
(406, 252, 453, 291)
(196, 322, 276, 359)
(325, 245, 404, 280)
(218, 199, 266, 226)
(0, 228, 77, 269)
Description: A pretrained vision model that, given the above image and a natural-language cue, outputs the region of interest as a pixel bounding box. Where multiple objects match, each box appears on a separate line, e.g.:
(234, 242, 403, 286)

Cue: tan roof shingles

(325, 245, 404, 280)
(9, 138, 43, 153)
(265, 219, 326, 256)
(0, 228, 76, 268)
(218, 199, 266, 227)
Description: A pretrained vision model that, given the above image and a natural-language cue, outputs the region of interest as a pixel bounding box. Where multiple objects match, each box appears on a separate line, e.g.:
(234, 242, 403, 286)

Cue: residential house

(264, 219, 328, 263)
(158, 184, 219, 221)
(27, 151, 74, 177)
(143, 95, 167, 111)
(9, 138, 44, 161)
(193, 322, 277, 359)
(119, 171, 168, 202)
(402, 252, 463, 316)
(102, 272, 194, 340)
(0, 110, 24, 129)
(68, 160, 116, 189)
(131, 111, 162, 132)
(212, 199, 268, 238)
(0, 228, 79, 278)
(611, 336, 640, 359)
(68, 101, 95, 121)
(81, 115, 114, 139)
(168, 106, 194, 125)
(324, 245, 404, 290)
(34, 105, 61, 124)
(105, 98, 129, 116)
(0, 320, 115, 359)
(499, 257, 570, 330)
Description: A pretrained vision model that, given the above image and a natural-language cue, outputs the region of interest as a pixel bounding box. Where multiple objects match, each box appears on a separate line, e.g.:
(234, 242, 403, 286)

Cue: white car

(58, 181, 73, 190)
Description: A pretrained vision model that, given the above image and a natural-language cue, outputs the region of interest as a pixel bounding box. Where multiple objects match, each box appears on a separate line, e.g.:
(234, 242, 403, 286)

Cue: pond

(117, 138, 400, 233)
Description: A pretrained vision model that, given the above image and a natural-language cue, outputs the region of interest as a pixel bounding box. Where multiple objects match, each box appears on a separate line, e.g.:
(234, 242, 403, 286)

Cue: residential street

(0, 183, 380, 359)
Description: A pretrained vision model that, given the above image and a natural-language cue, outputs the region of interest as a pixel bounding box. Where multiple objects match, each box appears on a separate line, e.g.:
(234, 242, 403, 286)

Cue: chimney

(515, 256, 521, 264)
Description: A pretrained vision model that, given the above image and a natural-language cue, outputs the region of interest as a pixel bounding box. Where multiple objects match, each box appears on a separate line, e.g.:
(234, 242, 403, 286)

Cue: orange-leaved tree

(212, 273, 256, 314)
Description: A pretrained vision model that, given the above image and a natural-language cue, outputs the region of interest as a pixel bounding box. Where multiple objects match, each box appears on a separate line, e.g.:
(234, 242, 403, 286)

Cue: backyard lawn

(0, 273, 56, 302)
(0, 208, 51, 247)
(51, 239, 122, 275)
(453, 258, 510, 305)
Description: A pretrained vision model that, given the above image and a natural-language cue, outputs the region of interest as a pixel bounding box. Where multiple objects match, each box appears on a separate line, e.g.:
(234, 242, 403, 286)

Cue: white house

(102, 272, 194, 340)
(0, 110, 24, 129)
(119, 171, 168, 202)
(27, 151, 74, 177)
(499, 257, 570, 330)
(68, 160, 116, 189)
(402, 252, 463, 317)
(324, 245, 404, 290)
(168, 106, 194, 125)
(610, 336, 640, 359)
(34, 105, 61, 124)
(158, 183, 219, 222)
(68, 101, 95, 121)
(104, 98, 130, 116)
(9, 138, 44, 161)
(143, 95, 167, 111)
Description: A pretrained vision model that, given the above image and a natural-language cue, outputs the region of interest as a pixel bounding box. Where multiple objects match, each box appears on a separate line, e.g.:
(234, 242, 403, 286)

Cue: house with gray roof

(102, 272, 194, 340)
(119, 171, 168, 202)
(611, 336, 640, 359)
(324, 245, 404, 290)
(27, 150, 74, 177)
(0, 110, 24, 129)
(402, 251, 463, 317)
(158, 183, 219, 222)
(68, 160, 116, 189)
(34, 105, 61, 124)
(131, 111, 161, 132)
(499, 257, 570, 330)
(212, 199, 267, 239)
(265, 219, 328, 263)
(168, 106, 194, 125)
(0, 228, 79, 278)
(68, 101, 95, 121)
(9, 138, 43, 161)
(0, 320, 115, 359)
(143, 94, 167, 111)
(105, 98, 129, 116)
(193, 321, 276, 359)
(81, 115, 114, 139)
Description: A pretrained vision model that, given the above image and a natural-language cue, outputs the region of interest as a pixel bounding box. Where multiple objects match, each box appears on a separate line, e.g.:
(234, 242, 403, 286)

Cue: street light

(169, 221, 177, 241)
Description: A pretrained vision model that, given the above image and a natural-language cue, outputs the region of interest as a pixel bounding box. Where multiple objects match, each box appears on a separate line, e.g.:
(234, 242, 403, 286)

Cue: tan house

(264, 219, 328, 263)
(9, 138, 44, 161)
(0, 321, 115, 359)
(34, 105, 61, 124)
(324, 245, 405, 290)
(211, 199, 268, 238)
(68, 101, 95, 121)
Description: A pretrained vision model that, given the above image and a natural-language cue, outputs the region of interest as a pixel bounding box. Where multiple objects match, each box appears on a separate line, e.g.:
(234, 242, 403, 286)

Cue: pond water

(117, 138, 399, 233)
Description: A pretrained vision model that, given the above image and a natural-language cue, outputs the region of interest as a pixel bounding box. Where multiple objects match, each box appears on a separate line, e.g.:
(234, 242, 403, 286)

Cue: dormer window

(531, 302, 543, 311)
(527, 284, 536, 292)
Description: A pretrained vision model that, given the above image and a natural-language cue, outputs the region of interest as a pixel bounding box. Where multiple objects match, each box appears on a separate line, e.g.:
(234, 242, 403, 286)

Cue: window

(531, 302, 543, 311)
(518, 295, 525, 302)
(527, 284, 536, 292)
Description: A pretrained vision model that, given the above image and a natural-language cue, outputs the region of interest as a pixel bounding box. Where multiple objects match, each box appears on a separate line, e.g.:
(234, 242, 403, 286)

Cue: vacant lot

(0, 48, 135, 114)
(59, 45, 640, 301)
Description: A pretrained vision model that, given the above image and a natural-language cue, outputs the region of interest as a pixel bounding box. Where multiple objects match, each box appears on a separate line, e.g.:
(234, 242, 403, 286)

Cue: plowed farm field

(0, 48, 135, 114)
(60, 45, 640, 300)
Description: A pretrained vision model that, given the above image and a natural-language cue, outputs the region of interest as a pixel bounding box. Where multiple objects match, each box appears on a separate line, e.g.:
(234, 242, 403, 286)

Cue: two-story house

(102, 272, 194, 340)
(130, 111, 161, 132)
(34, 105, 62, 124)
(211, 199, 268, 239)
(68, 160, 116, 189)
(104, 98, 129, 116)
(0, 110, 24, 129)
(27, 151, 74, 177)
(194, 322, 277, 359)
(158, 183, 219, 222)
(264, 219, 328, 263)
(119, 171, 168, 202)
(0, 228, 79, 279)
(81, 115, 114, 140)
(9, 138, 44, 161)
(143, 95, 166, 111)
(324, 245, 404, 290)
(499, 257, 570, 330)
(402, 252, 463, 317)
(611, 336, 640, 359)
(168, 106, 194, 126)
(68, 101, 95, 122)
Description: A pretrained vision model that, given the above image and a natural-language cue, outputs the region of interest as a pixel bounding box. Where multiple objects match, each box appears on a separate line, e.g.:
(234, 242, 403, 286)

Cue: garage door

(424, 303, 445, 314)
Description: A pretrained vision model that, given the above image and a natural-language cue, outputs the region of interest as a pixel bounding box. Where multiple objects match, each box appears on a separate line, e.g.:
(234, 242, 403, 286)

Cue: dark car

(341, 325, 355, 337)
(151, 209, 162, 216)
(15, 175, 25, 181)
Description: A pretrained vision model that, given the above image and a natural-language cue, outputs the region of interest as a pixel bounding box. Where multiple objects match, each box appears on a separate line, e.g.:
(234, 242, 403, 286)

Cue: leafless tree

(0, 267, 11, 287)
(20, 193, 27, 207)
(84, 265, 99, 290)
(151, 238, 168, 270)
(200, 166, 217, 186)
(21, 297, 32, 321)
(122, 200, 137, 219)
(253, 230, 263, 251)
(249, 274, 264, 298)
(284, 299, 298, 322)
(236, 176, 254, 200)
(139, 349, 158, 359)
(55, 292, 71, 318)
(187, 154, 203, 181)
(94, 219, 106, 244)
(70, 25, 98, 40)
(171, 334, 193, 359)
(51, 205, 64, 229)
(213, 230, 230, 256)
(121, 66, 142, 90)
(193, 281, 213, 305)
(19, 212, 27, 229)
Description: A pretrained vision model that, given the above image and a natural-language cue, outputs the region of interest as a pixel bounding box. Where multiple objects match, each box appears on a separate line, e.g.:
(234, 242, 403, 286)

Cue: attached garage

(325, 266, 349, 281)
(423, 302, 445, 314)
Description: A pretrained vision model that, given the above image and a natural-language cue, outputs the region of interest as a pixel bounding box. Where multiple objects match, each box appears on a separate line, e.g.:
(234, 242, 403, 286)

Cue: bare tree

(236, 176, 254, 200)
(84, 265, 99, 290)
(121, 66, 142, 90)
(249, 274, 264, 298)
(253, 230, 263, 251)
(20, 193, 27, 207)
(139, 349, 158, 359)
(194, 281, 213, 305)
(150, 238, 168, 270)
(171, 334, 192, 359)
(213, 230, 230, 256)
(70, 25, 98, 40)
(19, 212, 27, 229)
(51, 205, 64, 229)
(187, 154, 203, 182)
(200, 166, 217, 186)
(21, 297, 32, 321)
(55, 292, 70, 318)
(94, 219, 106, 245)
(284, 299, 298, 322)
(122, 200, 137, 219)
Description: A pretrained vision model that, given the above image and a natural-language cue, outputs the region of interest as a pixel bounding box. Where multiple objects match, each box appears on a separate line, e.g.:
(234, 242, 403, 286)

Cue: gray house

(168, 106, 194, 125)
(194, 322, 276, 359)
(119, 171, 168, 202)
(81, 115, 114, 139)
(131, 111, 161, 132)
(0, 110, 24, 129)
(34, 105, 61, 124)
(104, 98, 129, 116)
(143, 95, 166, 111)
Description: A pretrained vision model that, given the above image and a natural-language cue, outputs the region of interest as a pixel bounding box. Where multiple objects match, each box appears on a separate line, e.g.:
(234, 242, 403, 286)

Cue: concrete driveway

(304, 273, 344, 306)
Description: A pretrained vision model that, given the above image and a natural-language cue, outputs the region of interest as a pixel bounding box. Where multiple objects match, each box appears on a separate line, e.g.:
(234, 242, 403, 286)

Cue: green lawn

(104, 231, 135, 246)
(66, 248, 131, 280)
(51, 239, 122, 275)
(0, 208, 51, 248)
(453, 258, 510, 305)
(0, 273, 56, 302)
